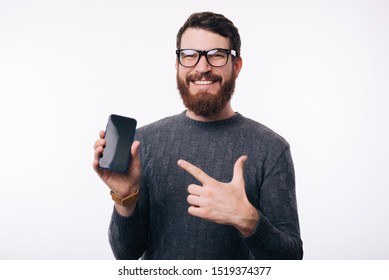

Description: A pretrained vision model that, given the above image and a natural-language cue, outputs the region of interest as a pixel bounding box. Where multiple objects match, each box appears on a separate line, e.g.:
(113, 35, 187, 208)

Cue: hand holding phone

(99, 114, 137, 173)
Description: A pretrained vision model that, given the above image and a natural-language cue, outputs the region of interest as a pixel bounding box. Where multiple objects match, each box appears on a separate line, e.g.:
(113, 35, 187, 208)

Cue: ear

(175, 58, 179, 71)
(233, 56, 243, 78)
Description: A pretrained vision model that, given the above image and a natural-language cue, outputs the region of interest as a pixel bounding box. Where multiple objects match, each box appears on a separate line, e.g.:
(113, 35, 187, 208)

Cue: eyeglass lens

(179, 49, 229, 67)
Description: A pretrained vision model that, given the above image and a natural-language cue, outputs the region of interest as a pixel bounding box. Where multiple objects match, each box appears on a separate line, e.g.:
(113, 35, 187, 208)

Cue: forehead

(180, 28, 230, 50)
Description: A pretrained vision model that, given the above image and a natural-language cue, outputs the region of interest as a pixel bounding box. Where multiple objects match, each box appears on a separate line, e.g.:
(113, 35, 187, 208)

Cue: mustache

(185, 72, 223, 85)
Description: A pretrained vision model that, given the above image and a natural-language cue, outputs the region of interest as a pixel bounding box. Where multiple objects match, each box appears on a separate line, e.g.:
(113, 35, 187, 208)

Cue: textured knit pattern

(109, 112, 303, 259)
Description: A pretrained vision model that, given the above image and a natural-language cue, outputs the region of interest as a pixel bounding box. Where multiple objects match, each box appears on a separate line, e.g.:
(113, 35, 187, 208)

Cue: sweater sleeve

(108, 158, 150, 259)
(243, 147, 303, 259)
(108, 204, 148, 259)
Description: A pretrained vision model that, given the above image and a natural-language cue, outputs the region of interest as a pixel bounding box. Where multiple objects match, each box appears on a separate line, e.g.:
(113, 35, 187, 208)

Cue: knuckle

(202, 187, 211, 197)
(201, 208, 210, 219)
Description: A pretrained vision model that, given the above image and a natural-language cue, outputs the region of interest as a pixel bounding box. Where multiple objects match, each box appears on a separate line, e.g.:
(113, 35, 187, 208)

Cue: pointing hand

(177, 156, 259, 236)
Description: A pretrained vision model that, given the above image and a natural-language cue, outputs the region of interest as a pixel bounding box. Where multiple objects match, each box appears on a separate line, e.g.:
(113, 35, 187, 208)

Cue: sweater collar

(179, 110, 242, 127)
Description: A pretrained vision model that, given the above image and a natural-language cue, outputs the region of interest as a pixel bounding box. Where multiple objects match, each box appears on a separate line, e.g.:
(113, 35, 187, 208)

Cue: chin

(189, 88, 219, 96)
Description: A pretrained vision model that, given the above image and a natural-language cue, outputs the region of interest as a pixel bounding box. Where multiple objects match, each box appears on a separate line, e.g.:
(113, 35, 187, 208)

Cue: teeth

(194, 80, 213, 85)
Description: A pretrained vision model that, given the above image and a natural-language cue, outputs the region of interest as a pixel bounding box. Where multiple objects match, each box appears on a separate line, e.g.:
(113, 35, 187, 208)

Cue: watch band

(110, 188, 140, 206)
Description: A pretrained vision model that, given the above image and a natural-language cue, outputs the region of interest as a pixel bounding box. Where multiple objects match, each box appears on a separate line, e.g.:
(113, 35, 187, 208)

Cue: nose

(195, 55, 212, 73)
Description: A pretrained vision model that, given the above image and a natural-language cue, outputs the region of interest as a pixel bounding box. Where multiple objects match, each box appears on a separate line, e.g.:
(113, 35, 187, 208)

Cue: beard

(176, 71, 236, 117)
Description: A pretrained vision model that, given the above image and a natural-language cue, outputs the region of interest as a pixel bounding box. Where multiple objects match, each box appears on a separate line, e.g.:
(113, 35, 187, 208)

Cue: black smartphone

(99, 114, 137, 173)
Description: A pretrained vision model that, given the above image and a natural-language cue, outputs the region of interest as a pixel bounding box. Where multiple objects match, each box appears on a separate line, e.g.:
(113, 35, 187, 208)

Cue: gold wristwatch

(110, 188, 140, 206)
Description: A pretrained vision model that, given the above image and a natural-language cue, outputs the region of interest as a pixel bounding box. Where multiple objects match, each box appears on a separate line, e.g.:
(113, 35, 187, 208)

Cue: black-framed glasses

(176, 48, 237, 67)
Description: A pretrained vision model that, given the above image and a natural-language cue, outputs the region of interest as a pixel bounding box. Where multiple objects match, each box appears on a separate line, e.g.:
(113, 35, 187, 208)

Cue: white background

(0, 0, 388, 260)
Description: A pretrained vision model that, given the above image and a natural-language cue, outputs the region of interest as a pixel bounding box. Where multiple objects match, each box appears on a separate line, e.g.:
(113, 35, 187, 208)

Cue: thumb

(130, 141, 141, 167)
(231, 155, 248, 186)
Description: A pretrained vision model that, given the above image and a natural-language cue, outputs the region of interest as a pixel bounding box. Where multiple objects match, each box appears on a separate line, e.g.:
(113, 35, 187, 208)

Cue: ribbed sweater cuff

(111, 205, 140, 230)
(244, 212, 274, 246)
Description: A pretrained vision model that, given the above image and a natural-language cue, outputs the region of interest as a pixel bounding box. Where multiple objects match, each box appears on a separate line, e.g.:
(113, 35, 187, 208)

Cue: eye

(207, 49, 227, 59)
(181, 50, 197, 58)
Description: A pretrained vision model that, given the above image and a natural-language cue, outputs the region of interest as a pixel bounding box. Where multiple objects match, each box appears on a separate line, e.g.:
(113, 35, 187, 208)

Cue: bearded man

(93, 11, 303, 260)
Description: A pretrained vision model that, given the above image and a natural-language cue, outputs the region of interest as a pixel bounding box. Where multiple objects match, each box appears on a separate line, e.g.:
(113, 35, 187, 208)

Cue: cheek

(177, 68, 190, 83)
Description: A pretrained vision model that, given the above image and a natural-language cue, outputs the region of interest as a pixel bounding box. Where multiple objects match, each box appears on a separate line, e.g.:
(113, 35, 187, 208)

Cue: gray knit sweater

(109, 112, 303, 259)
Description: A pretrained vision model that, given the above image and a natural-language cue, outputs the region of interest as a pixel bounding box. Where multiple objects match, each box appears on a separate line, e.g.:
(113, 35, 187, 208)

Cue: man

(93, 11, 303, 259)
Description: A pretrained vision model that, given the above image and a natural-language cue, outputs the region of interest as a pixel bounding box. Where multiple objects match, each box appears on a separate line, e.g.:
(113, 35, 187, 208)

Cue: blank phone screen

(99, 114, 137, 173)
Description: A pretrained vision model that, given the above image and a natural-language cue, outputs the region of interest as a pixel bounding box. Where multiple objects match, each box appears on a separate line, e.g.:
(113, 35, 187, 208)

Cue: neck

(186, 103, 235, 122)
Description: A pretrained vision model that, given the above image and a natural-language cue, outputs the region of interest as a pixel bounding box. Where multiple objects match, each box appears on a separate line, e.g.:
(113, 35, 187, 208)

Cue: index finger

(177, 159, 212, 184)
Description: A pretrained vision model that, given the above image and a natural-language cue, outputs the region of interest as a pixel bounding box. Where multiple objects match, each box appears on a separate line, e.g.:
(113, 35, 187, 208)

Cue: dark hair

(176, 12, 241, 57)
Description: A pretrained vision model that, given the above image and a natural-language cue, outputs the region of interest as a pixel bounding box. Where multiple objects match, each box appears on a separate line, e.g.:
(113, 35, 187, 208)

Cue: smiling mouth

(187, 73, 222, 86)
(193, 80, 215, 85)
